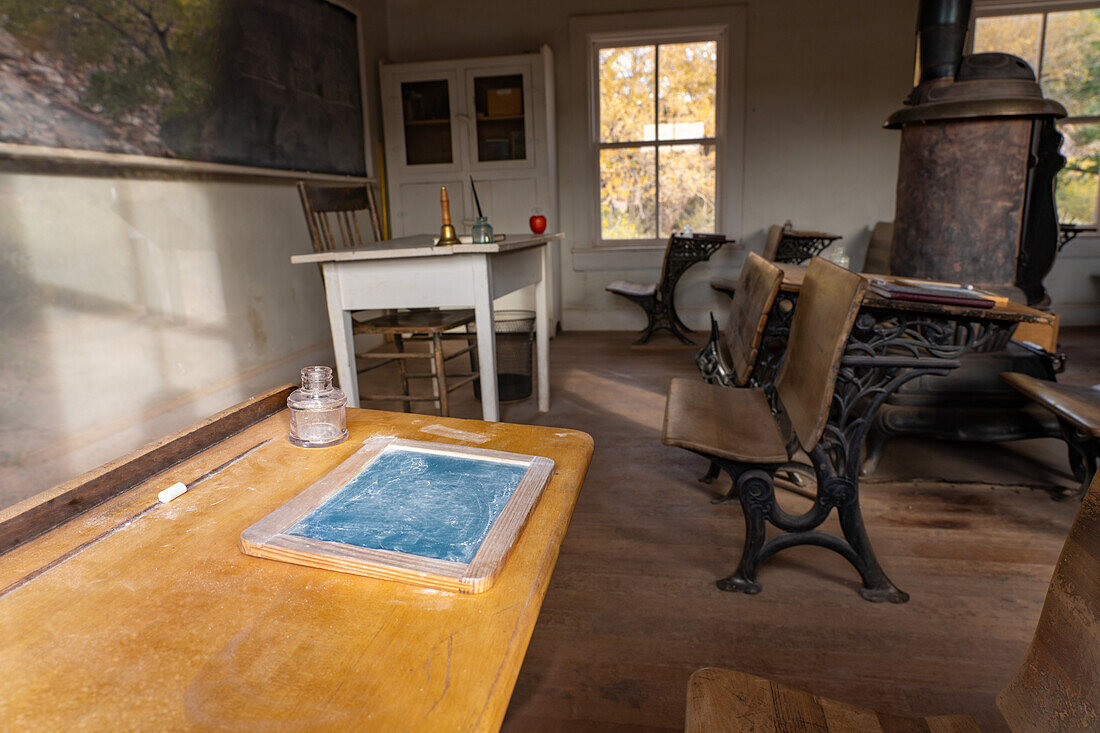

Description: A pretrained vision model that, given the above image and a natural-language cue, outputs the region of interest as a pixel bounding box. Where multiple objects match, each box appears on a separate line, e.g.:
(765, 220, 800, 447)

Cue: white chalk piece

(158, 482, 188, 503)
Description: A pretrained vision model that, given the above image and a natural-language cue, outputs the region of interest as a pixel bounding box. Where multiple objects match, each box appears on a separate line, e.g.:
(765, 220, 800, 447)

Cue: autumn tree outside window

(973, 2, 1100, 224)
(593, 32, 721, 242)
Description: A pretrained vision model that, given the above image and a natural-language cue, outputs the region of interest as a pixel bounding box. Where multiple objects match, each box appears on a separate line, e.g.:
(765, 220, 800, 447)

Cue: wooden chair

(664, 257, 866, 593)
(297, 181, 383, 249)
(1001, 371, 1100, 498)
(685, 468, 1100, 732)
(297, 182, 477, 416)
(607, 233, 732, 345)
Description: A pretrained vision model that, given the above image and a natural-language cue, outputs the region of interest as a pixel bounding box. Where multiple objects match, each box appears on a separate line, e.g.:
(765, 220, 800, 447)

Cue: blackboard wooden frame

(239, 437, 554, 593)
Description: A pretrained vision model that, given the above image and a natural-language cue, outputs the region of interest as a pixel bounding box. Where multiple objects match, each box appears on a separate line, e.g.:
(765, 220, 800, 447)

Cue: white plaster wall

(385, 0, 920, 331)
(0, 176, 332, 507)
(0, 0, 389, 509)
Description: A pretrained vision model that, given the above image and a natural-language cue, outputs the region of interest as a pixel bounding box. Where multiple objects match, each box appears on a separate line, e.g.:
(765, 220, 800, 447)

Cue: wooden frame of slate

(239, 437, 554, 593)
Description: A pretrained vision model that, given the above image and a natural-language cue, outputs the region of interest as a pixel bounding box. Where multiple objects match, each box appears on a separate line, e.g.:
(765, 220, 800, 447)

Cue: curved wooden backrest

(862, 221, 893, 274)
(761, 225, 784, 261)
(774, 257, 866, 452)
(653, 234, 679, 291)
(724, 252, 783, 386)
(997, 471, 1100, 730)
(297, 181, 383, 253)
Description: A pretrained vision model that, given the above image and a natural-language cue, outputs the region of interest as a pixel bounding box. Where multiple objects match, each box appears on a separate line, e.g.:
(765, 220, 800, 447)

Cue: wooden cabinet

(381, 46, 559, 325)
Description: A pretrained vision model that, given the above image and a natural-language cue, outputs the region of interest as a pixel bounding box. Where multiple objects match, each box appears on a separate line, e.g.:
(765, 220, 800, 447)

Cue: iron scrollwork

(715, 299, 1023, 603)
(774, 232, 841, 264)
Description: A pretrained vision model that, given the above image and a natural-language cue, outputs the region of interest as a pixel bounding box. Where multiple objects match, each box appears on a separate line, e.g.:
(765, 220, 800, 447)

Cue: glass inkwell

(287, 366, 348, 448)
(472, 216, 494, 243)
(469, 176, 493, 243)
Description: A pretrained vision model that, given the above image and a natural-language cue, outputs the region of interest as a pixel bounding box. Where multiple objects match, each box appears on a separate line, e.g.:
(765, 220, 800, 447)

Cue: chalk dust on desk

(417, 425, 490, 444)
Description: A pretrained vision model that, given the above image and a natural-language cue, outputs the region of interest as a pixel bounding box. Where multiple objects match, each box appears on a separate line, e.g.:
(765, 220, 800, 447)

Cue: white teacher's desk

(292, 233, 562, 422)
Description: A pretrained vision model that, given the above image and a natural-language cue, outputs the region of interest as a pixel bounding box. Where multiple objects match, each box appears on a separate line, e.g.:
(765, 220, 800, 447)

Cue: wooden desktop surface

(290, 232, 564, 264)
(0, 404, 593, 730)
(773, 263, 1053, 324)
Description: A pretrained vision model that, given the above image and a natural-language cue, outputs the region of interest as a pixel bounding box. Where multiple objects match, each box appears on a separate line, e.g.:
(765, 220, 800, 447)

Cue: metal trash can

(468, 310, 535, 403)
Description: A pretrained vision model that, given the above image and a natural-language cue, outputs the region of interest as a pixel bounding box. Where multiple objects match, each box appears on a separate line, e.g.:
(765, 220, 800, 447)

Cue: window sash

(591, 33, 723, 243)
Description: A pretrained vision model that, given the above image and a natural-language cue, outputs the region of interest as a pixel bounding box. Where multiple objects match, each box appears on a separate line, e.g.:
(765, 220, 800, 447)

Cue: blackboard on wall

(0, 0, 366, 176)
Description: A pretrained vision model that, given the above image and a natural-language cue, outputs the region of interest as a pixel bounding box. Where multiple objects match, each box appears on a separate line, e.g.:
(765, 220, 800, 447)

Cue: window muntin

(595, 39, 718, 240)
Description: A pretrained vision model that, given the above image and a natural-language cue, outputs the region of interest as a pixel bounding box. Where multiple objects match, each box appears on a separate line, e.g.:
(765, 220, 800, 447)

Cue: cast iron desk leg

(715, 308, 1015, 602)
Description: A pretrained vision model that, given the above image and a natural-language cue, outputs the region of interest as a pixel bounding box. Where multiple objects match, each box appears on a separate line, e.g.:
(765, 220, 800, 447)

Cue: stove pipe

(915, 0, 972, 86)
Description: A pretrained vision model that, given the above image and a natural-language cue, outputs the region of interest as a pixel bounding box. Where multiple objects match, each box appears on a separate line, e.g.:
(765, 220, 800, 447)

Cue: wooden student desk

(0, 387, 593, 730)
(701, 264, 1053, 602)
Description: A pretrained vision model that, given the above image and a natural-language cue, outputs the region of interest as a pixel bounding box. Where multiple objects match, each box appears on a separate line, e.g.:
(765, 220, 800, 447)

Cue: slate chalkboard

(240, 438, 554, 593)
(287, 447, 528, 563)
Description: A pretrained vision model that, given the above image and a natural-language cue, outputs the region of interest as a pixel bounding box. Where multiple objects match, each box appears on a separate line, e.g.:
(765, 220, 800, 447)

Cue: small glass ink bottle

(472, 216, 494, 243)
(287, 366, 348, 448)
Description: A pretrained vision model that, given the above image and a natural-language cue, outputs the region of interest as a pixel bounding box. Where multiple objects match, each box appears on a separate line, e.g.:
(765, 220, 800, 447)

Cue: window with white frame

(973, 3, 1100, 224)
(593, 32, 722, 242)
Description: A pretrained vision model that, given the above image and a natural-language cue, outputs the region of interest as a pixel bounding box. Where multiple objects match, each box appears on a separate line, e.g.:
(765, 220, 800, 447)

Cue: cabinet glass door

(473, 74, 527, 162)
(401, 79, 454, 165)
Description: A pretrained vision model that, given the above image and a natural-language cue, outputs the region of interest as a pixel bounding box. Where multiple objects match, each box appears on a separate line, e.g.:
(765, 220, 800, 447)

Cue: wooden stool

(355, 309, 478, 417)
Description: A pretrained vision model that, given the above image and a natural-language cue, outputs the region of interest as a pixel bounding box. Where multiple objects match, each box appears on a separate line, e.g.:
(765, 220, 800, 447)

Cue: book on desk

(867, 277, 999, 309)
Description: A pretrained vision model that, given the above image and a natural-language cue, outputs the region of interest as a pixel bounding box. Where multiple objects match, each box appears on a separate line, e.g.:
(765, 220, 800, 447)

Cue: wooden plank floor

(361, 328, 1094, 732)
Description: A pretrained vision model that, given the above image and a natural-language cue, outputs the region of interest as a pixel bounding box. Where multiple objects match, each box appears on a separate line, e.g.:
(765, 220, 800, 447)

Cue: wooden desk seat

(1001, 371, 1100, 497)
(695, 252, 784, 389)
(692, 253, 786, 487)
(708, 224, 840, 299)
(686, 468, 1100, 732)
(605, 280, 656, 298)
(663, 258, 868, 596)
(664, 379, 787, 463)
(606, 233, 732, 345)
(685, 667, 979, 733)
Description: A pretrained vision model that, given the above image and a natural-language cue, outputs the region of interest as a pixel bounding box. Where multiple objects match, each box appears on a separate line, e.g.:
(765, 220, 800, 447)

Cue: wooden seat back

(761, 225, 785, 262)
(862, 221, 893, 274)
(297, 182, 383, 253)
(652, 235, 675, 292)
(997, 471, 1100, 730)
(774, 257, 866, 452)
(724, 252, 783, 386)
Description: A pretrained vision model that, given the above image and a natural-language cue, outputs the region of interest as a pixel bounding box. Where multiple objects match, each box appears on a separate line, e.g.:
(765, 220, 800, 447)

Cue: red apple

(529, 214, 547, 234)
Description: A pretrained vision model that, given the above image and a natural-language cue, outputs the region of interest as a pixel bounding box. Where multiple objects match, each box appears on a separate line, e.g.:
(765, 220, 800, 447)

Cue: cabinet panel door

(382, 70, 466, 175)
(478, 178, 538, 234)
(395, 180, 468, 237)
(464, 65, 536, 171)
